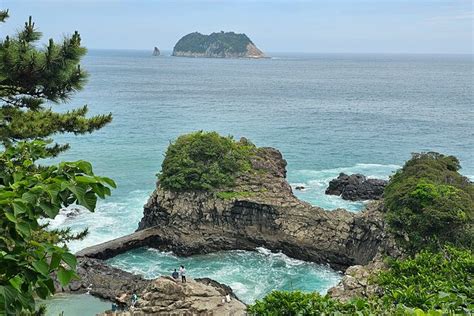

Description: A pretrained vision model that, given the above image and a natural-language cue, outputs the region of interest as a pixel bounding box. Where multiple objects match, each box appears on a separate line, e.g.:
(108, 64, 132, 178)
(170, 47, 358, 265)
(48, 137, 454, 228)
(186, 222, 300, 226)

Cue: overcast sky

(1, 0, 473, 54)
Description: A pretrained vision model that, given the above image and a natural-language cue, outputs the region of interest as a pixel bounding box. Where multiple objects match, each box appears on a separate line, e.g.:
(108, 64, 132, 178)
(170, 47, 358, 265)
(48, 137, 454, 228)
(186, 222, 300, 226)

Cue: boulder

(325, 173, 387, 201)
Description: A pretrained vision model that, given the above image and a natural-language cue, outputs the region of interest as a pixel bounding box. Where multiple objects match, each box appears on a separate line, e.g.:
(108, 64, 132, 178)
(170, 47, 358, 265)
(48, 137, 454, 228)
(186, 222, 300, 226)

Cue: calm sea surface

(46, 50, 473, 314)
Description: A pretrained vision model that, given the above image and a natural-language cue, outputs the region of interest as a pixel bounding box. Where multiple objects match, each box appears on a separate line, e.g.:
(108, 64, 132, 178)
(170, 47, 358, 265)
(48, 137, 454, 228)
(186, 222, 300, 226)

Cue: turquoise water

(108, 247, 341, 304)
(41, 294, 110, 316)
(44, 51, 473, 305)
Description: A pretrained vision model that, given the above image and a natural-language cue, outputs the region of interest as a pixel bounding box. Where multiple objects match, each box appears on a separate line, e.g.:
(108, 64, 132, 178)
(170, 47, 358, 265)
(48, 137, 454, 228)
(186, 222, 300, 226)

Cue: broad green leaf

(75, 175, 99, 184)
(8, 275, 23, 291)
(49, 252, 61, 270)
(12, 201, 28, 215)
(16, 222, 30, 237)
(81, 191, 98, 212)
(4, 212, 17, 223)
(39, 201, 59, 218)
(57, 267, 75, 287)
(31, 259, 49, 276)
(61, 252, 77, 270)
(77, 161, 93, 174)
(101, 177, 117, 188)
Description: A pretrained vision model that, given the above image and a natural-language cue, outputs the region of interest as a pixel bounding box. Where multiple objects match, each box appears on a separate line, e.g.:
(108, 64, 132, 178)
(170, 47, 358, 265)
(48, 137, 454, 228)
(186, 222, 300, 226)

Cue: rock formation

(152, 47, 160, 56)
(56, 257, 148, 301)
(326, 173, 388, 201)
(79, 147, 395, 271)
(172, 31, 265, 58)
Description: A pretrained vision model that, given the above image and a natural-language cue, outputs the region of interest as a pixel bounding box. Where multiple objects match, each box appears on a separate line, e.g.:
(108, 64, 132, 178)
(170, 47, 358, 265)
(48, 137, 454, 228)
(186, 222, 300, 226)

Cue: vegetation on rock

(384, 152, 473, 253)
(158, 131, 256, 191)
(173, 31, 253, 55)
(0, 11, 115, 314)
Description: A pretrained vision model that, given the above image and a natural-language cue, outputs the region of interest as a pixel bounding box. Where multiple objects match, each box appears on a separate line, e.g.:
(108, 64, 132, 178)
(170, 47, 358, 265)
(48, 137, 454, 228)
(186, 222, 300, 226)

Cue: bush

(248, 247, 473, 315)
(378, 246, 473, 314)
(384, 152, 474, 253)
(158, 131, 255, 191)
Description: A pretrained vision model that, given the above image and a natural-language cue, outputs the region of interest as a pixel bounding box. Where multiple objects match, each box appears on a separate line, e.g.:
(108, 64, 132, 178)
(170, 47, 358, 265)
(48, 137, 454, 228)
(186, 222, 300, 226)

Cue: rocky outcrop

(57, 257, 246, 315)
(172, 32, 266, 58)
(326, 173, 388, 201)
(56, 257, 149, 301)
(327, 257, 386, 302)
(79, 147, 395, 271)
(136, 148, 394, 270)
(99, 277, 246, 316)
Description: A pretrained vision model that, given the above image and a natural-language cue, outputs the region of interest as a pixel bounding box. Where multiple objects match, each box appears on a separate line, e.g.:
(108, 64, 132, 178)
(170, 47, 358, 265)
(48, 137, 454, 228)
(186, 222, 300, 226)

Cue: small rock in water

(325, 173, 387, 201)
(295, 186, 306, 191)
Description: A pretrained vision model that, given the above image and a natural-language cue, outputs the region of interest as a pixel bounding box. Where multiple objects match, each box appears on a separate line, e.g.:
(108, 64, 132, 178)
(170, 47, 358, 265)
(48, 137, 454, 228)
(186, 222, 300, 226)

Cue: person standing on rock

(179, 265, 187, 283)
(172, 268, 179, 279)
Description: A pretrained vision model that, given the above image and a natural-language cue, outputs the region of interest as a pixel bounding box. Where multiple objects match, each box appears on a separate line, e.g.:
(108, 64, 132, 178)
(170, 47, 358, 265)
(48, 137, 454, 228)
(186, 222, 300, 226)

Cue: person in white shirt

(179, 265, 187, 283)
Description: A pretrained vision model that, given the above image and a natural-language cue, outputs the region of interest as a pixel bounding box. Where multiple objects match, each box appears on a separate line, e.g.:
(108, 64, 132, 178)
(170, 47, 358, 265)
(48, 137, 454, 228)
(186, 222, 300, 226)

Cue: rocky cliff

(172, 31, 265, 58)
(130, 147, 394, 271)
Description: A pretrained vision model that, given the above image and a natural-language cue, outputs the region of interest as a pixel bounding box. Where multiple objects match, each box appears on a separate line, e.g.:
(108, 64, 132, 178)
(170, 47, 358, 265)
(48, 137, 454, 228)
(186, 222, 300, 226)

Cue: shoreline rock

(56, 257, 246, 315)
(98, 277, 246, 316)
(325, 173, 388, 201)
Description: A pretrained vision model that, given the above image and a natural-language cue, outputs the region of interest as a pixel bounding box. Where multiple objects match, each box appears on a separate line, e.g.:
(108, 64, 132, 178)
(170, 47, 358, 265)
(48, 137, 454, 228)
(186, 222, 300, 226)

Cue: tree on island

(0, 10, 115, 314)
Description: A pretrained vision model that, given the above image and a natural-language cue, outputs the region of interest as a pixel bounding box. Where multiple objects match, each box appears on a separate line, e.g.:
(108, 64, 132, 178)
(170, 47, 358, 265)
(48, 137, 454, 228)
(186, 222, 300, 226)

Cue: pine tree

(0, 10, 112, 155)
(0, 11, 116, 314)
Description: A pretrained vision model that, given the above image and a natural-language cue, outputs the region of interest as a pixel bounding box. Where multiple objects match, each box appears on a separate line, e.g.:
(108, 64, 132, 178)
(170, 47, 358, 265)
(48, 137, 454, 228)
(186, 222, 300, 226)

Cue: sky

(1, 0, 473, 54)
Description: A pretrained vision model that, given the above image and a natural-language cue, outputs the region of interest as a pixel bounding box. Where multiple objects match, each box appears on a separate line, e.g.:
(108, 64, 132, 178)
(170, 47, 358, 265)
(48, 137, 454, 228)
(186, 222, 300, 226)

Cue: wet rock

(325, 173, 387, 201)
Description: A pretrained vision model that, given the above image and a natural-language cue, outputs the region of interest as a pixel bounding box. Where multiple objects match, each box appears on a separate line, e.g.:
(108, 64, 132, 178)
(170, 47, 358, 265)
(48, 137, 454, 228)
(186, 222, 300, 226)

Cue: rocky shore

(73, 145, 399, 313)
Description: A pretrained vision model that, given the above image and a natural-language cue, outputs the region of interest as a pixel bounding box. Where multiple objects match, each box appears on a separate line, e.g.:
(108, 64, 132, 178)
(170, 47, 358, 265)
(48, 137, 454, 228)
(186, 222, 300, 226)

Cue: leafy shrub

(384, 152, 474, 253)
(247, 290, 407, 315)
(378, 246, 473, 314)
(248, 247, 473, 315)
(158, 131, 255, 191)
(0, 141, 115, 314)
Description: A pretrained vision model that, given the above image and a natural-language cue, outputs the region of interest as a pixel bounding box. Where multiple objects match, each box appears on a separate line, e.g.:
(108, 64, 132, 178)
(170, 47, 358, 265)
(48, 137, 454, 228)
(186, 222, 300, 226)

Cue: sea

(44, 50, 473, 315)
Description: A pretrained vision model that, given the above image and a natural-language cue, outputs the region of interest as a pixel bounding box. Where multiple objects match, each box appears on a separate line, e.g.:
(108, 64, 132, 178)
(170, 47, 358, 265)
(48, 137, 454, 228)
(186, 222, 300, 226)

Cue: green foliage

(158, 131, 256, 191)
(248, 247, 473, 315)
(0, 11, 112, 156)
(0, 10, 115, 315)
(173, 31, 253, 54)
(384, 152, 474, 253)
(378, 246, 473, 314)
(0, 140, 116, 315)
(216, 191, 254, 200)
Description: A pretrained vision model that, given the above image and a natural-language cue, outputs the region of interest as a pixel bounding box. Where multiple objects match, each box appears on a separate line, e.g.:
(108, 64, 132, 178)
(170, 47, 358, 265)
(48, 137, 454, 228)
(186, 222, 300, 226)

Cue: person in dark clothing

(172, 268, 179, 279)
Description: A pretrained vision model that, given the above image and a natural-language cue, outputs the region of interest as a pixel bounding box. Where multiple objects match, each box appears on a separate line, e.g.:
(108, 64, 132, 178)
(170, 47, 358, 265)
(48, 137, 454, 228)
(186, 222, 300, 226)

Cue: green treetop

(0, 10, 112, 156)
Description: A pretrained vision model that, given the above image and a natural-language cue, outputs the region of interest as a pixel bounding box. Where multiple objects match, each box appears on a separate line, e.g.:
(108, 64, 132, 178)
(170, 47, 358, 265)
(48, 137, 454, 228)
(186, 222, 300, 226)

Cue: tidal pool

(42, 294, 111, 316)
(107, 247, 342, 304)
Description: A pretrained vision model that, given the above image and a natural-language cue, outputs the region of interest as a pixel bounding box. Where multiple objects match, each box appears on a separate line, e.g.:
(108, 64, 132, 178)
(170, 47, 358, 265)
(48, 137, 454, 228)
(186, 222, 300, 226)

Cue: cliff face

(135, 147, 394, 270)
(172, 32, 265, 58)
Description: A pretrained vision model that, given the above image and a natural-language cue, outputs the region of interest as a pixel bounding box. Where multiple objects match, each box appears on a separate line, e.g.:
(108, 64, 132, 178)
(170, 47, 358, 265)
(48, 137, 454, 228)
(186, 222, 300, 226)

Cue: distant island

(172, 31, 266, 58)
